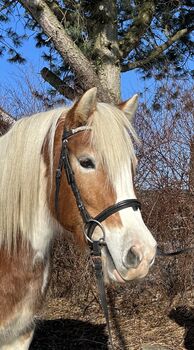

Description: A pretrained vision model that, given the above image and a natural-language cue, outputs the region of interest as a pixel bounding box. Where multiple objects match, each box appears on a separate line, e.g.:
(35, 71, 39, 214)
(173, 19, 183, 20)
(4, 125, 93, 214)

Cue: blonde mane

(0, 102, 137, 250)
(0, 107, 66, 250)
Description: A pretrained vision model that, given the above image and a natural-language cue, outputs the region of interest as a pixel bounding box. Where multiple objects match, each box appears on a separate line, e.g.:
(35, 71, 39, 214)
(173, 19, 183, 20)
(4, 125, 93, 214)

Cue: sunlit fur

(0, 103, 137, 251)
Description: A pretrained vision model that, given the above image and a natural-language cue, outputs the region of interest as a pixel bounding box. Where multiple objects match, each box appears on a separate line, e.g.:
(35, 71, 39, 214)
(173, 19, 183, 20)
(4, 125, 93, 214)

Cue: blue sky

(0, 6, 193, 112)
(0, 5, 158, 106)
(0, 37, 156, 101)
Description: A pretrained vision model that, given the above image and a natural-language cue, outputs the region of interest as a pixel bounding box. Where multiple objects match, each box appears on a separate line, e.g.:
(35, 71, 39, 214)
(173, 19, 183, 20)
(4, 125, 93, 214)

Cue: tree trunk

(19, 0, 118, 103)
(0, 108, 15, 135)
(92, 0, 121, 102)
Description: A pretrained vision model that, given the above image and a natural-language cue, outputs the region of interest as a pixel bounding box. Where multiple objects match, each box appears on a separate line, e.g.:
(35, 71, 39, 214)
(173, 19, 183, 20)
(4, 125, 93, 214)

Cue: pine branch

(120, 1, 156, 58)
(121, 27, 194, 71)
(41, 67, 75, 100)
(45, 1, 76, 24)
(0, 0, 16, 12)
(18, 0, 111, 102)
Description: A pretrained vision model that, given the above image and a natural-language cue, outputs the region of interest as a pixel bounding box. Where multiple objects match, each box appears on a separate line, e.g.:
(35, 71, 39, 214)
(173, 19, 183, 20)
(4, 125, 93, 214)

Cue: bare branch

(45, 1, 75, 24)
(189, 136, 194, 195)
(45, 1, 64, 22)
(41, 67, 75, 100)
(121, 27, 194, 71)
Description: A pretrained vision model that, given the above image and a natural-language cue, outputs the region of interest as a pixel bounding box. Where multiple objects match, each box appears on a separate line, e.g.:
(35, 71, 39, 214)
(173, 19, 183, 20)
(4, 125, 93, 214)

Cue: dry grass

(32, 276, 194, 349)
(30, 188, 194, 350)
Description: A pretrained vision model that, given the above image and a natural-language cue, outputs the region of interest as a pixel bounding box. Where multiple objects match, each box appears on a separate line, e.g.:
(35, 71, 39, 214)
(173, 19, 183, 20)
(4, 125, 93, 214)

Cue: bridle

(55, 125, 194, 348)
(55, 126, 141, 245)
(55, 126, 141, 349)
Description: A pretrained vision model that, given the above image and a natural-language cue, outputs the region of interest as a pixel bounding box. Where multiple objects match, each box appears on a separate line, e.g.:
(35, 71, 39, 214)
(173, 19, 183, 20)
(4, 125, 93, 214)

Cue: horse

(0, 87, 157, 349)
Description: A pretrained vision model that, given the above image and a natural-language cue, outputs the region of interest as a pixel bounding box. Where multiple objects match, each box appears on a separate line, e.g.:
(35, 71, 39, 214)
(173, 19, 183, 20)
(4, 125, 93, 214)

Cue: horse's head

(51, 88, 157, 283)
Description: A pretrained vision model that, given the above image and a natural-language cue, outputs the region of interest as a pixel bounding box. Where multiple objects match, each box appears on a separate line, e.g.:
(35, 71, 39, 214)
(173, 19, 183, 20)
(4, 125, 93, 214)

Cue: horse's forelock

(87, 103, 138, 186)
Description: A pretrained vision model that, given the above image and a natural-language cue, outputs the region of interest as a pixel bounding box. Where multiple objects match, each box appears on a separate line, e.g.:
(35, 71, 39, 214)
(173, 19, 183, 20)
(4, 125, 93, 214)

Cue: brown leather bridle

(55, 126, 141, 246)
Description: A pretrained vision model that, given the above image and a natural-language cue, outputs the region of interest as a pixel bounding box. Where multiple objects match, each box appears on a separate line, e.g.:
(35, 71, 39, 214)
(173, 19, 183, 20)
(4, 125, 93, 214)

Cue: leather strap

(86, 199, 141, 240)
(92, 241, 115, 349)
(157, 246, 194, 257)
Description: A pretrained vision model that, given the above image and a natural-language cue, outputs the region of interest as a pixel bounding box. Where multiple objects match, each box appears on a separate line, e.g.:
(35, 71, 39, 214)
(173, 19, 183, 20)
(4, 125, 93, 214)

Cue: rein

(55, 126, 141, 349)
(157, 246, 194, 257)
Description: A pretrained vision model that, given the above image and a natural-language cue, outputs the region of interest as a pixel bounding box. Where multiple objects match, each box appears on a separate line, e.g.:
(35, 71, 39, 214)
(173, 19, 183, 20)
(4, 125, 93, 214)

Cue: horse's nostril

(123, 246, 142, 269)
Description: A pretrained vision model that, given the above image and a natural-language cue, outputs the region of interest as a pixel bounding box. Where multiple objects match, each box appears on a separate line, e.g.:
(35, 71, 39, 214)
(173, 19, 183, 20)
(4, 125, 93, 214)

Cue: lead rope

(85, 220, 114, 349)
(92, 240, 115, 350)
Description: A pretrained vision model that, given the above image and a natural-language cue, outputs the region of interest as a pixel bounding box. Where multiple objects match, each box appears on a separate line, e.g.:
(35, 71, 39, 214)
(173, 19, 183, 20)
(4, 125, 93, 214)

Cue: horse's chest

(0, 247, 49, 344)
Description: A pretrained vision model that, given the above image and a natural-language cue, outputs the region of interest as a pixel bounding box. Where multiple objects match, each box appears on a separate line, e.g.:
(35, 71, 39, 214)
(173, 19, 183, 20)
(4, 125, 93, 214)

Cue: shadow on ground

(30, 319, 108, 350)
(169, 306, 194, 350)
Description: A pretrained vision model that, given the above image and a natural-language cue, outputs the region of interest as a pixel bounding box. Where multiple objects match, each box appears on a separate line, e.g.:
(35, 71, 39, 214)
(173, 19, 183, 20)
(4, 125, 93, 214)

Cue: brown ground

(30, 292, 194, 350)
(29, 248, 194, 350)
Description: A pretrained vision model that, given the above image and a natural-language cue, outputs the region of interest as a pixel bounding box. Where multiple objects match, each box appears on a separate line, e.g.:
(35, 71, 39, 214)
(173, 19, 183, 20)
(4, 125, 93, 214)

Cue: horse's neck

(25, 158, 60, 257)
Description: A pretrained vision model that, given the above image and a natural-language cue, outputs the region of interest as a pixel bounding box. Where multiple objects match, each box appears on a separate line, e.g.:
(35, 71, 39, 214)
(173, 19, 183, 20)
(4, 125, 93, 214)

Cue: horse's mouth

(102, 246, 126, 284)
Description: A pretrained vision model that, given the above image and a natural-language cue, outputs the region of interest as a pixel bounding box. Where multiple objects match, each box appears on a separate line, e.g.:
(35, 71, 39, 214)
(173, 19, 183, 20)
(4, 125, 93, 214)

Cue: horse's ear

(118, 94, 138, 121)
(65, 87, 97, 128)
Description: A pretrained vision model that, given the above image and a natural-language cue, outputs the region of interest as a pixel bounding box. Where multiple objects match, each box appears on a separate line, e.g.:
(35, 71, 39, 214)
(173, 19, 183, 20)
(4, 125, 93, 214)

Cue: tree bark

(0, 108, 15, 135)
(92, 0, 121, 102)
(19, 0, 115, 103)
(41, 68, 75, 100)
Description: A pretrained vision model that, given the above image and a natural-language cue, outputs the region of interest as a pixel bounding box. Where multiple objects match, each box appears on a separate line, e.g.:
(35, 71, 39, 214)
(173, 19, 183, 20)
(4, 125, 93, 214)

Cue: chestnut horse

(0, 88, 156, 349)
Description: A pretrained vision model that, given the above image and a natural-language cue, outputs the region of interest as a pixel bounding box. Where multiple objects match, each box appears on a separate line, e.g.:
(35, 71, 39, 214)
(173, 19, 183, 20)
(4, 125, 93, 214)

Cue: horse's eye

(79, 158, 95, 169)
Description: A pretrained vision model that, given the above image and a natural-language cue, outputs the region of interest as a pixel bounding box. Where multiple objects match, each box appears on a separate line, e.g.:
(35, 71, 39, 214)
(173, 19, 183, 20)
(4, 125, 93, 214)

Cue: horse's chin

(102, 247, 126, 284)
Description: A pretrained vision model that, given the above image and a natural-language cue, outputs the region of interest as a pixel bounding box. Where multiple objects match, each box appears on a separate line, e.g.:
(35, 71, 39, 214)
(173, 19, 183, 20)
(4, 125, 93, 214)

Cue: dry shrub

(49, 233, 96, 301)
(49, 187, 193, 309)
(140, 188, 194, 301)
